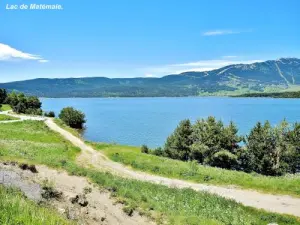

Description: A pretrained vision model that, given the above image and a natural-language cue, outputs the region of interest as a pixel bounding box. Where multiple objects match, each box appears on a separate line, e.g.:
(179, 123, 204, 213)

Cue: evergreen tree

(0, 89, 7, 104)
(164, 119, 193, 161)
(244, 120, 296, 175)
(221, 121, 243, 153)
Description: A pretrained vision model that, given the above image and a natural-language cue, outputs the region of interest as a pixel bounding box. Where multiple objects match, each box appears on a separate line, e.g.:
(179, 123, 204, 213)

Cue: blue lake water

(42, 97, 300, 148)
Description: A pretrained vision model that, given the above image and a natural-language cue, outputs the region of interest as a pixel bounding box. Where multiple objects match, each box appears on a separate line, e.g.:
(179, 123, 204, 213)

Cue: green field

(0, 104, 12, 112)
(1, 121, 300, 225)
(0, 186, 72, 225)
(0, 114, 19, 121)
(89, 142, 300, 197)
(0, 121, 80, 167)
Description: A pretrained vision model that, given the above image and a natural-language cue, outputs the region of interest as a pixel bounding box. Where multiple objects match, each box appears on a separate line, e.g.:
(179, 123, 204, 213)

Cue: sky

(0, 0, 299, 82)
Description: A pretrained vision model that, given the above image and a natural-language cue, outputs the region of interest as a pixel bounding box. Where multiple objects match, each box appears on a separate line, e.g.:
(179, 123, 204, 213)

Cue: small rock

(70, 195, 88, 207)
(28, 165, 38, 173)
(66, 207, 79, 220)
(57, 208, 65, 214)
(19, 163, 28, 170)
(18, 163, 38, 173)
(101, 217, 106, 222)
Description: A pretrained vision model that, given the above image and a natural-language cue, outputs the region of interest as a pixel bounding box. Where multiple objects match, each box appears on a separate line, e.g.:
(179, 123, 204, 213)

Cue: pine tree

(164, 119, 193, 161)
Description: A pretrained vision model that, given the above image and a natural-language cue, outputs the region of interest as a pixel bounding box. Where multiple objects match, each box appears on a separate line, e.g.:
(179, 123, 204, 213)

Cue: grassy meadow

(1, 120, 300, 224)
(0, 121, 80, 167)
(0, 104, 12, 112)
(0, 186, 72, 225)
(0, 114, 19, 121)
(89, 142, 300, 197)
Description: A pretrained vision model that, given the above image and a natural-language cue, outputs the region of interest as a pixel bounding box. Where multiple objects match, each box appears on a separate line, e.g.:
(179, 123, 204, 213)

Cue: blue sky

(0, 0, 299, 82)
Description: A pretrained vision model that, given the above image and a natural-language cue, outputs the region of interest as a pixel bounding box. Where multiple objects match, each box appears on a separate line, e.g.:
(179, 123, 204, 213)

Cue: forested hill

(234, 91, 300, 98)
(1, 58, 300, 97)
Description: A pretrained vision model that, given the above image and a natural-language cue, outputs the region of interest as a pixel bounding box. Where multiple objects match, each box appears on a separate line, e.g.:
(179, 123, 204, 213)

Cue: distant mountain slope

(1, 58, 300, 97)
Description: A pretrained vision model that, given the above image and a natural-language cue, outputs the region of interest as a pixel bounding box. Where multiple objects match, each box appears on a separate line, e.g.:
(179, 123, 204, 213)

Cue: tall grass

(0, 121, 80, 168)
(0, 114, 19, 121)
(0, 186, 72, 225)
(1, 121, 300, 224)
(0, 104, 12, 112)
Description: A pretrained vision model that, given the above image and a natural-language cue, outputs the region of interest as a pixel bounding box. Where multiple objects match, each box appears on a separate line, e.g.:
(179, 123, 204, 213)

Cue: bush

(209, 150, 238, 169)
(6, 91, 42, 114)
(152, 147, 164, 156)
(141, 144, 149, 154)
(44, 111, 55, 117)
(13, 101, 26, 114)
(25, 108, 43, 115)
(59, 107, 86, 129)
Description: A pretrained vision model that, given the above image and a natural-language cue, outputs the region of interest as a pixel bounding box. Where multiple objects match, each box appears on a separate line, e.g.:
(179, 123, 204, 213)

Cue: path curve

(2, 112, 300, 217)
(44, 119, 300, 217)
(0, 110, 45, 122)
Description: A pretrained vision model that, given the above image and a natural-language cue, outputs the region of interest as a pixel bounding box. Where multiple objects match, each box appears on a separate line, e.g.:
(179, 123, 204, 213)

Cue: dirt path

(2, 114, 300, 217)
(43, 118, 300, 217)
(0, 110, 45, 123)
(0, 162, 154, 225)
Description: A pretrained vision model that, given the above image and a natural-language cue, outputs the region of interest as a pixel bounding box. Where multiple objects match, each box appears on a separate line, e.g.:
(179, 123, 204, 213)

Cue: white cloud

(140, 59, 263, 77)
(38, 59, 49, 63)
(144, 73, 156, 78)
(202, 29, 252, 36)
(0, 43, 47, 63)
(222, 55, 238, 59)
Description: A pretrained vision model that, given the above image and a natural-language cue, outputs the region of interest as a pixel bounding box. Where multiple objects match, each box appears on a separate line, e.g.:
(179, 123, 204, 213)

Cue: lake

(42, 97, 300, 148)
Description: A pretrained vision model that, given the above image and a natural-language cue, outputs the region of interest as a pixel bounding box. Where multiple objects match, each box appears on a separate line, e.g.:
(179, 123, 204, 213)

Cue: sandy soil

(0, 162, 154, 225)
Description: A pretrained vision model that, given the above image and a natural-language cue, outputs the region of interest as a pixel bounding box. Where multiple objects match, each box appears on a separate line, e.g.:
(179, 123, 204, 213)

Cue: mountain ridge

(1, 58, 300, 97)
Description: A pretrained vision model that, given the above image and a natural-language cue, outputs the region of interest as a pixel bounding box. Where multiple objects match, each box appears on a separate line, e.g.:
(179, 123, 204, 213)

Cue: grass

(89, 142, 300, 197)
(1, 121, 300, 224)
(53, 118, 82, 138)
(0, 104, 12, 112)
(84, 167, 300, 225)
(0, 121, 80, 167)
(0, 186, 72, 225)
(0, 114, 19, 121)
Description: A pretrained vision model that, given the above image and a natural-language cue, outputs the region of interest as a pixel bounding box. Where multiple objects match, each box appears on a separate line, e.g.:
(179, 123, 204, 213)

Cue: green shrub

(210, 150, 238, 169)
(25, 108, 43, 115)
(44, 111, 55, 117)
(59, 107, 86, 129)
(6, 91, 42, 114)
(152, 147, 164, 156)
(141, 144, 149, 154)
